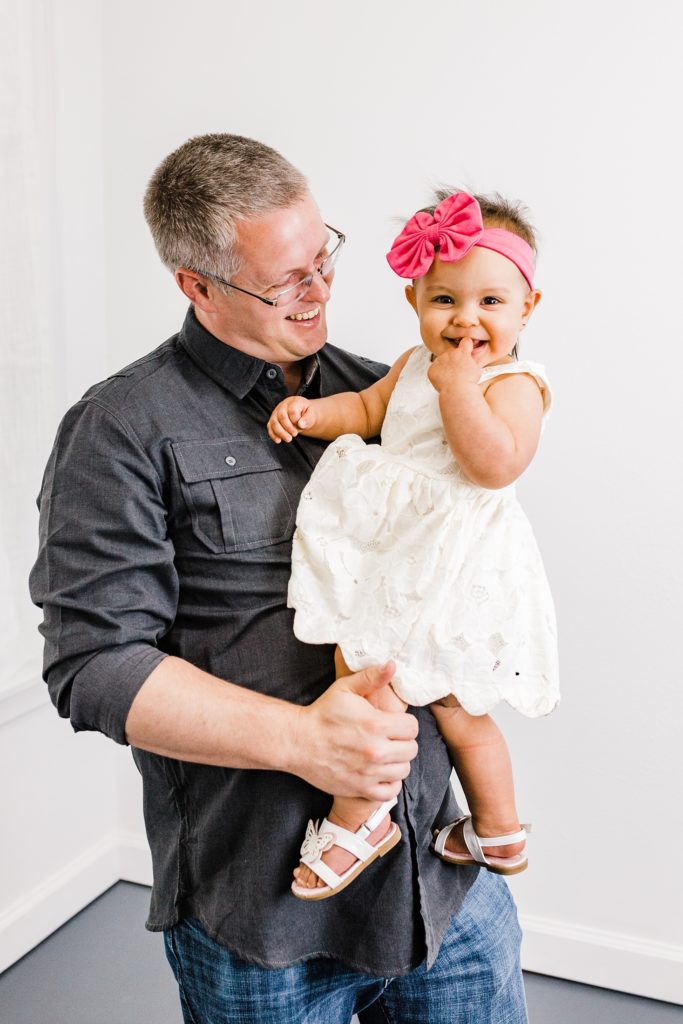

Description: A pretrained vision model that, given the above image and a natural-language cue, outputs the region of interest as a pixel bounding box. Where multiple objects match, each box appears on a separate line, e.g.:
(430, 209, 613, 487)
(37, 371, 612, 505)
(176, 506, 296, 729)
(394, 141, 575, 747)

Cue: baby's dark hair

(422, 188, 538, 254)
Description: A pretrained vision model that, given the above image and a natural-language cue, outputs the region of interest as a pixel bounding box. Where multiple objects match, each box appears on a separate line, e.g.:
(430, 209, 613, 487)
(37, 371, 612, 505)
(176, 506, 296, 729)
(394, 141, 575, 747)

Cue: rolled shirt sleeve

(29, 398, 178, 743)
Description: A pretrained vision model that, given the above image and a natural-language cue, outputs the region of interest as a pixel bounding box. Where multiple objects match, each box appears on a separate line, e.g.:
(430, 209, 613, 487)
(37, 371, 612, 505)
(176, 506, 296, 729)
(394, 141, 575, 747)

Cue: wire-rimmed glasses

(194, 224, 345, 307)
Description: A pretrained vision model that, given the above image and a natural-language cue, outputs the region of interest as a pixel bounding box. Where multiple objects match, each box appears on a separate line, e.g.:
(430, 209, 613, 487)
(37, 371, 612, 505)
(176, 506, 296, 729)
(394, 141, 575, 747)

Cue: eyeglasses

(195, 224, 345, 308)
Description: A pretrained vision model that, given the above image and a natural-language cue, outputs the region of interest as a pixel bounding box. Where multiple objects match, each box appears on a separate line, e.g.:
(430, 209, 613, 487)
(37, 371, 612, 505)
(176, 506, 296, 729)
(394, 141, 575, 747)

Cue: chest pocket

(172, 438, 294, 553)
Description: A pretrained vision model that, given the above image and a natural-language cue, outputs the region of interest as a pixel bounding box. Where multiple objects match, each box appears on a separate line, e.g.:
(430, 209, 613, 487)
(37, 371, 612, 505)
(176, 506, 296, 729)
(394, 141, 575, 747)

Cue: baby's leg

(430, 697, 525, 861)
(294, 648, 408, 891)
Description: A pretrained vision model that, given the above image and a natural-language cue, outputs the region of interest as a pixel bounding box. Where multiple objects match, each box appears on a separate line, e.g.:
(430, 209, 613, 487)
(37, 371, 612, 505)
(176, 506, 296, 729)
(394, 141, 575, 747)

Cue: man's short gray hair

(143, 133, 309, 286)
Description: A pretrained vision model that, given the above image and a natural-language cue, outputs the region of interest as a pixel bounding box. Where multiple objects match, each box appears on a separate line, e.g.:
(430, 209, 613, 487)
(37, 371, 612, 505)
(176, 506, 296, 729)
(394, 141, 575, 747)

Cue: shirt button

(225, 456, 236, 466)
(266, 368, 278, 380)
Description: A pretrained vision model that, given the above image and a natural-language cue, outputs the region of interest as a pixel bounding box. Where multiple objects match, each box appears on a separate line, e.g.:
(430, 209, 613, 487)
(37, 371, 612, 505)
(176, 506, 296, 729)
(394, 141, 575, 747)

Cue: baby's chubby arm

(267, 347, 415, 444)
(429, 339, 544, 488)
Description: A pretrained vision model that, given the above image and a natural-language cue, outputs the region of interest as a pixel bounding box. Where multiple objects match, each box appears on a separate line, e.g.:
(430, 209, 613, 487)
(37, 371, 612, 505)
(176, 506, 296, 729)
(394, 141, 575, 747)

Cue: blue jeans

(163, 871, 528, 1024)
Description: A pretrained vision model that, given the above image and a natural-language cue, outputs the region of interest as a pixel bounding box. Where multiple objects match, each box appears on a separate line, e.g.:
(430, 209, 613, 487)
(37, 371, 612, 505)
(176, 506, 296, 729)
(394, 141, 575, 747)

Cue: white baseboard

(0, 834, 120, 975)
(2, 837, 681, 1007)
(117, 830, 153, 887)
(0, 674, 48, 727)
(521, 912, 683, 1005)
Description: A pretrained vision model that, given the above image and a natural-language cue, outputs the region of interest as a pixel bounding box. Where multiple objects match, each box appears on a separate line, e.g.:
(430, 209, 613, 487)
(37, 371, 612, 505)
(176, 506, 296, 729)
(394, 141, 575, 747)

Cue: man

(30, 133, 527, 1022)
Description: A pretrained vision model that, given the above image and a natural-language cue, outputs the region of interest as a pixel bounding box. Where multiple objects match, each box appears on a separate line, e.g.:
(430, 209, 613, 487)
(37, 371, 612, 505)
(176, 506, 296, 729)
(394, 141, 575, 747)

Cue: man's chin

(285, 317, 327, 355)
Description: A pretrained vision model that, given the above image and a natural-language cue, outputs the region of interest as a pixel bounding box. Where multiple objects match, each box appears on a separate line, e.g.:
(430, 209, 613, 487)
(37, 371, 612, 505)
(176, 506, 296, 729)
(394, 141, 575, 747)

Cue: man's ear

(175, 269, 218, 312)
(405, 284, 418, 314)
(521, 289, 542, 326)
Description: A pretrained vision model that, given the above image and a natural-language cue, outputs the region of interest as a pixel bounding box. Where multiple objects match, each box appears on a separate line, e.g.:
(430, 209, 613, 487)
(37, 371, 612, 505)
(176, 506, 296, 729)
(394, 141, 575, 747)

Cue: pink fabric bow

(386, 193, 484, 279)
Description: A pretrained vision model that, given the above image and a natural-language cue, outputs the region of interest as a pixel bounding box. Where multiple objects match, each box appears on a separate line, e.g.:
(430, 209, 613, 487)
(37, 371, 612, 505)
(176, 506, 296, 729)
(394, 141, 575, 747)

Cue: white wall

(0, 0, 123, 976)
(3, 0, 682, 1004)
(101, 0, 683, 1000)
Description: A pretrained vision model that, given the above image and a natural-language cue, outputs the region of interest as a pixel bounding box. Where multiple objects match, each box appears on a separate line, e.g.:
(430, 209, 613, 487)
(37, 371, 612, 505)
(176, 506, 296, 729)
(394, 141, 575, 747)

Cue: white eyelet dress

(288, 345, 560, 717)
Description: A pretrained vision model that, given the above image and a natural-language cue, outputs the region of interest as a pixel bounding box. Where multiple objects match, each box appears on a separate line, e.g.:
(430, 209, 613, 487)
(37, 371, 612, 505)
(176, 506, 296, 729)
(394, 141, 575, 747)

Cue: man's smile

(286, 305, 321, 323)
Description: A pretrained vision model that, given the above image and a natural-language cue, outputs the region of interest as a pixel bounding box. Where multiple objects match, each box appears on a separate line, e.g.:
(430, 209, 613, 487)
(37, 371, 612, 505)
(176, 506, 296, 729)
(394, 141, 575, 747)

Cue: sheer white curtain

(0, 0, 65, 690)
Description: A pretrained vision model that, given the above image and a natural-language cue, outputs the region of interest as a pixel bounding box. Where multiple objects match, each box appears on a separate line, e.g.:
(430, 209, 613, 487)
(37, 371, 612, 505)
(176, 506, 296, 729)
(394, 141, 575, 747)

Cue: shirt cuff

(69, 642, 169, 745)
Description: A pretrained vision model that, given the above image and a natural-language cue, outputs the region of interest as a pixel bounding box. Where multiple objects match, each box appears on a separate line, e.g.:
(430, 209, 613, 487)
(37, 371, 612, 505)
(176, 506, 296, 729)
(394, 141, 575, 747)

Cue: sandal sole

(430, 843, 528, 876)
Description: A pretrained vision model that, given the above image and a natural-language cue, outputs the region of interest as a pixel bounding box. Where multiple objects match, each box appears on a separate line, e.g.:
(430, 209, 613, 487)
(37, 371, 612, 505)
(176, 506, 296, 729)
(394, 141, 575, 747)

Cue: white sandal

(291, 797, 401, 901)
(432, 815, 531, 875)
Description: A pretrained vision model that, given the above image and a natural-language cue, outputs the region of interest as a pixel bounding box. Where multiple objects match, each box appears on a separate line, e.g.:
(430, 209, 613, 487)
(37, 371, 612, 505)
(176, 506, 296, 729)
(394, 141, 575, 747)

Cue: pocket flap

(172, 438, 282, 483)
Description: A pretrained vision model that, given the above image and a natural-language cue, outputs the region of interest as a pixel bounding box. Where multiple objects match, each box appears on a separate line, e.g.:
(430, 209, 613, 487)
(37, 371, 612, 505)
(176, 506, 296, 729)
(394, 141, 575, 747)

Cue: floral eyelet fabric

(288, 345, 559, 717)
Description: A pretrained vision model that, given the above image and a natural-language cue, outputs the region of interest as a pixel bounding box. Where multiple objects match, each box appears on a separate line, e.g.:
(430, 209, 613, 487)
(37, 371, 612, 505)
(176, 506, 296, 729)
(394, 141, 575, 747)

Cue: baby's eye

(481, 296, 501, 306)
(432, 295, 454, 304)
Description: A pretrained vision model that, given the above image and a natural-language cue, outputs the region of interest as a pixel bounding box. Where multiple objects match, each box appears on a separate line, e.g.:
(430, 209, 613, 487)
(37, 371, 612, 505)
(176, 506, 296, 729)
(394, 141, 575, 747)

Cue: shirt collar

(178, 306, 320, 399)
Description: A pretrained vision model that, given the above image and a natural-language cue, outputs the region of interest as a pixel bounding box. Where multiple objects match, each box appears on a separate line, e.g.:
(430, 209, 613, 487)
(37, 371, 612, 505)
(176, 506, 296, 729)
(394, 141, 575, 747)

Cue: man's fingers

(373, 737, 419, 766)
(366, 780, 403, 803)
(380, 711, 419, 742)
(340, 664, 418, 741)
(344, 661, 396, 698)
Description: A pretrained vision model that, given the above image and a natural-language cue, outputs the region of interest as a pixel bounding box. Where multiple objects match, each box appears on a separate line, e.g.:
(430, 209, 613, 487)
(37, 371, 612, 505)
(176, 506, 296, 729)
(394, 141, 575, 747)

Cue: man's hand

(125, 656, 417, 795)
(289, 662, 419, 802)
(268, 396, 318, 443)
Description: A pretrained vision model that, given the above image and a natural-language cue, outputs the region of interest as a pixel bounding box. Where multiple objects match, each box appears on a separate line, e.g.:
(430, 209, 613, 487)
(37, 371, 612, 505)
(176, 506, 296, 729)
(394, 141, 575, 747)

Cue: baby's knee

(432, 694, 462, 710)
(429, 695, 466, 731)
(334, 646, 350, 679)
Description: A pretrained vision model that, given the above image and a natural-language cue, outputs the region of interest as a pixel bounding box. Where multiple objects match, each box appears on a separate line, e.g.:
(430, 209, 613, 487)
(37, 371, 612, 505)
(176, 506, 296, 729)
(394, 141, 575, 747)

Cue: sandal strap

(433, 816, 468, 857)
(435, 816, 531, 866)
(301, 852, 343, 890)
(472, 823, 531, 848)
(321, 819, 376, 860)
(298, 798, 399, 890)
(357, 796, 398, 839)
(464, 818, 531, 866)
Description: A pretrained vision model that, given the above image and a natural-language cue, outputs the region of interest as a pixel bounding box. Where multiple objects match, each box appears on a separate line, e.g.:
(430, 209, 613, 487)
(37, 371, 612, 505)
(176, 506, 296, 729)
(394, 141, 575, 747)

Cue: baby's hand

(428, 338, 481, 393)
(268, 396, 317, 443)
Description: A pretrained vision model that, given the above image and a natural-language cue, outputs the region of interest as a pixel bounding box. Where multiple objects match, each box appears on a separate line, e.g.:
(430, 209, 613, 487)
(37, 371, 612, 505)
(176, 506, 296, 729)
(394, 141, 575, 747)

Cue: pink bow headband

(386, 192, 535, 288)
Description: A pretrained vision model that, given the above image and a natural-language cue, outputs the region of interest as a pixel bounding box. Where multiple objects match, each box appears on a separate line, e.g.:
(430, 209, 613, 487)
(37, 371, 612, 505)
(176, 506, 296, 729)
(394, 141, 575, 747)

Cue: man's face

(205, 194, 334, 366)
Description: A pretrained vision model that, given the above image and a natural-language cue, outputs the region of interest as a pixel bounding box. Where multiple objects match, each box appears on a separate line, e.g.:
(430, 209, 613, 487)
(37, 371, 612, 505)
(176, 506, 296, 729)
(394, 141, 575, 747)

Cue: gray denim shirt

(30, 307, 475, 974)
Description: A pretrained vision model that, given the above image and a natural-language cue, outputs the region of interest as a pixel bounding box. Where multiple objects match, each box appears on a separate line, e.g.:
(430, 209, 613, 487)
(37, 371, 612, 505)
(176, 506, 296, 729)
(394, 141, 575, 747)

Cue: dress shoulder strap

(479, 359, 552, 416)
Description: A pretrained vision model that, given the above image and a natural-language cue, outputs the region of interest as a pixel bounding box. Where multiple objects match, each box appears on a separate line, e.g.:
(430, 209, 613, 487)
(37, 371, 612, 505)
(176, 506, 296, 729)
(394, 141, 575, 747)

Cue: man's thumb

(344, 661, 396, 697)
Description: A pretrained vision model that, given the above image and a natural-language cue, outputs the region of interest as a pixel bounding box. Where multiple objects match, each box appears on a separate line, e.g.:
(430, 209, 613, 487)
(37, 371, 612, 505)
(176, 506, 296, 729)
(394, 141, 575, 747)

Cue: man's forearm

(125, 655, 419, 801)
(125, 656, 302, 772)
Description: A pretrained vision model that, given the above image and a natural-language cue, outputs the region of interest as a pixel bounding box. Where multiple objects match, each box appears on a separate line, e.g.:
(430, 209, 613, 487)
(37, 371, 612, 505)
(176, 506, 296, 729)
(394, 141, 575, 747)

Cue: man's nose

(307, 269, 332, 302)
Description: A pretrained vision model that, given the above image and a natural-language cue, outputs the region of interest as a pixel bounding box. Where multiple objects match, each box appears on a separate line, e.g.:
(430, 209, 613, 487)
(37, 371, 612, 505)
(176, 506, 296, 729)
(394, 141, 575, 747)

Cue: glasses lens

(321, 229, 343, 276)
(274, 228, 344, 307)
(275, 275, 314, 308)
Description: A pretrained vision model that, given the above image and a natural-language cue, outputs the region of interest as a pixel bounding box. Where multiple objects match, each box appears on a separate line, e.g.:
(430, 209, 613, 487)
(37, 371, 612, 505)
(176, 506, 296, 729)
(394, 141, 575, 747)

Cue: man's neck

(193, 304, 303, 394)
(281, 362, 304, 395)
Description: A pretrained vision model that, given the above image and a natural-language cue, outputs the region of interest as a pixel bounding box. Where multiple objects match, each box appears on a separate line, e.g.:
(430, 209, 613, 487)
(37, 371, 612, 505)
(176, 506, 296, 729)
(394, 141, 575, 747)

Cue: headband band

(386, 192, 535, 288)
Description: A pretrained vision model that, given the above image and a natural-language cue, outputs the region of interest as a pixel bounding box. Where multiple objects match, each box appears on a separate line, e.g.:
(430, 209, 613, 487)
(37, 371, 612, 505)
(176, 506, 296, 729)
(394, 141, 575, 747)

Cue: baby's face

(406, 246, 540, 367)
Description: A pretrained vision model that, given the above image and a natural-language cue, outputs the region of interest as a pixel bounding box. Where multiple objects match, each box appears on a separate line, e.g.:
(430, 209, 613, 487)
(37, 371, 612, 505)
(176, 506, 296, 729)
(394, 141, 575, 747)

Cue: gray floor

(1, 883, 681, 1024)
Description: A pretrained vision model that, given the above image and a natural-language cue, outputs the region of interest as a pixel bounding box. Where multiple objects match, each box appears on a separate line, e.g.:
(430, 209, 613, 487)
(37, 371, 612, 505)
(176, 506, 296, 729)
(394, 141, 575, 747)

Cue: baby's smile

(446, 337, 489, 349)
